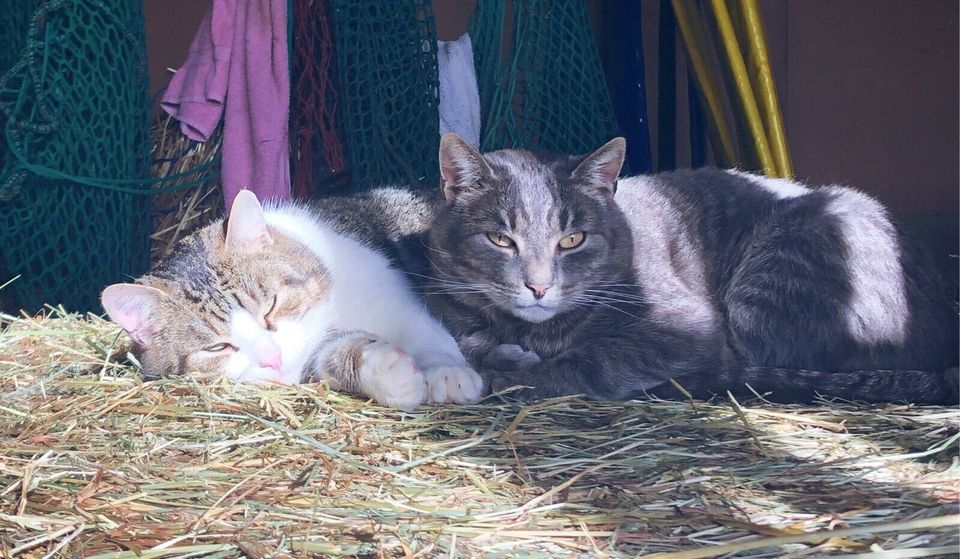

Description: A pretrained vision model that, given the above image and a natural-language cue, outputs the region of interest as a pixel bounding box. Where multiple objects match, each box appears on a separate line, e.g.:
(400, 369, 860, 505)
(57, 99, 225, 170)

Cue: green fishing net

(471, 0, 620, 156)
(329, 0, 440, 190)
(0, 0, 152, 313)
(0, 2, 30, 86)
(320, 0, 618, 189)
(0, 0, 31, 175)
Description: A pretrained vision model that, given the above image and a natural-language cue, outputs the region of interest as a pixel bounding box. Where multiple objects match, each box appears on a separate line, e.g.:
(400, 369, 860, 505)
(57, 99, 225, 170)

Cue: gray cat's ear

(439, 133, 493, 203)
(225, 189, 273, 250)
(572, 137, 626, 199)
(101, 283, 165, 346)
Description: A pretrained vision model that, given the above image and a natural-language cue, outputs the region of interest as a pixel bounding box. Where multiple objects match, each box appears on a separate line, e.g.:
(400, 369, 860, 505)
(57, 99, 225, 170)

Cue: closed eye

(204, 342, 236, 353)
(264, 295, 279, 330)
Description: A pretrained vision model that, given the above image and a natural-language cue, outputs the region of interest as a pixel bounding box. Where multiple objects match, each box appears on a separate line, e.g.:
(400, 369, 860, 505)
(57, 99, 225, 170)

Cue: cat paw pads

(423, 365, 484, 404)
(360, 341, 427, 410)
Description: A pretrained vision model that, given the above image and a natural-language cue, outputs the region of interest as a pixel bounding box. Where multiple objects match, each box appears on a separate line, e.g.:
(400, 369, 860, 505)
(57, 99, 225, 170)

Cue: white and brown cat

(101, 190, 483, 409)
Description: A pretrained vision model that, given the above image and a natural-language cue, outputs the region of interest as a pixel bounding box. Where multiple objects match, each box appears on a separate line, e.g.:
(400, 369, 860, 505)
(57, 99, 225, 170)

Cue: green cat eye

(558, 232, 586, 249)
(486, 232, 516, 248)
(204, 343, 235, 353)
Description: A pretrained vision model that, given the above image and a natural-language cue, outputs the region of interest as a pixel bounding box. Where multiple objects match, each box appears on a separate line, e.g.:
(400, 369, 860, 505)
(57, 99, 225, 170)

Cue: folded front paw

(489, 344, 541, 369)
(423, 365, 484, 404)
(360, 341, 428, 410)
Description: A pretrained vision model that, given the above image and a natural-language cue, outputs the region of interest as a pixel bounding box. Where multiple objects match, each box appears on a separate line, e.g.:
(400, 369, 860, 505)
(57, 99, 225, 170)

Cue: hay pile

(1, 309, 957, 558)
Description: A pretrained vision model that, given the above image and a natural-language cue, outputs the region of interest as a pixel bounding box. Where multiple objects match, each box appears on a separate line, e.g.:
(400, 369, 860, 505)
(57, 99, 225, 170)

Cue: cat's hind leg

(723, 193, 854, 368)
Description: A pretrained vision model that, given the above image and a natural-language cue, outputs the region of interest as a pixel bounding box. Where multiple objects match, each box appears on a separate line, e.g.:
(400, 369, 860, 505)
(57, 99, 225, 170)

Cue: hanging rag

(161, 0, 291, 208)
(437, 32, 481, 147)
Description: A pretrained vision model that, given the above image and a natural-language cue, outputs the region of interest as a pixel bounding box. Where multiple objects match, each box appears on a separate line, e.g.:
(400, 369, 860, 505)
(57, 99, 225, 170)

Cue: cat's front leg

(487, 364, 589, 400)
(484, 318, 724, 400)
(412, 352, 485, 405)
(308, 331, 427, 410)
(386, 315, 484, 405)
(457, 330, 540, 371)
(485, 342, 688, 401)
(346, 289, 484, 404)
(487, 370, 545, 399)
(485, 344, 541, 370)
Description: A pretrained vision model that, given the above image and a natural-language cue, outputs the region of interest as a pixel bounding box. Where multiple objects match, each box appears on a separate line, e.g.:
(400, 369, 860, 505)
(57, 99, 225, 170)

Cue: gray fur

(821, 186, 910, 345)
(616, 176, 720, 335)
(314, 138, 958, 404)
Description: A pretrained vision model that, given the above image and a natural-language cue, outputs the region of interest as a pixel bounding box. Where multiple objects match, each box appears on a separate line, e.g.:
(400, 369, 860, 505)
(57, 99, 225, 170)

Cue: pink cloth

(161, 0, 291, 208)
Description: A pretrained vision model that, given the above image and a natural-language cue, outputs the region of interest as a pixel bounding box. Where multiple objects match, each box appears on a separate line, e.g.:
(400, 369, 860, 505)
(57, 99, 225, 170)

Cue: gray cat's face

(431, 135, 627, 323)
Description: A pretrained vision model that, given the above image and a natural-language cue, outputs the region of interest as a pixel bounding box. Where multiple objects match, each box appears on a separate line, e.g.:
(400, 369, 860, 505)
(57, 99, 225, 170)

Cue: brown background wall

(144, 1, 209, 102)
(764, 0, 958, 216)
(145, 0, 958, 273)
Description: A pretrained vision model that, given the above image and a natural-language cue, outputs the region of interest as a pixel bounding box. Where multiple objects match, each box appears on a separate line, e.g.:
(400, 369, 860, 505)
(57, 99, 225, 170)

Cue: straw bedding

(149, 114, 223, 265)
(1, 308, 957, 558)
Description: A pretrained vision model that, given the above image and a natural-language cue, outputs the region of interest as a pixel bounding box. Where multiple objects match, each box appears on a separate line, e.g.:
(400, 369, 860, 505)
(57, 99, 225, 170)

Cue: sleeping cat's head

(102, 191, 332, 384)
(431, 134, 631, 323)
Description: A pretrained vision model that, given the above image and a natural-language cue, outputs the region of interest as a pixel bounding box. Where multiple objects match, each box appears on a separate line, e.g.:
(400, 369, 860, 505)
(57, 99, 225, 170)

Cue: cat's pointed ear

(572, 137, 626, 199)
(439, 133, 493, 203)
(225, 189, 272, 250)
(101, 283, 165, 346)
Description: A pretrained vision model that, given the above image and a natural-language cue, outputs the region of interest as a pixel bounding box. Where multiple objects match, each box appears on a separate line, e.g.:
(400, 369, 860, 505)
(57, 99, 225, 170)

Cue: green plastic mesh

(0, 0, 151, 313)
(329, 0, 440, 190)
(471, 0, 620, 155)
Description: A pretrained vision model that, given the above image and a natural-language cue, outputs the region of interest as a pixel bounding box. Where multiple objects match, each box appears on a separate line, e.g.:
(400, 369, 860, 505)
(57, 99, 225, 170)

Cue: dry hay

(149, 113, 224, 266)
(0, 309, 957, 558)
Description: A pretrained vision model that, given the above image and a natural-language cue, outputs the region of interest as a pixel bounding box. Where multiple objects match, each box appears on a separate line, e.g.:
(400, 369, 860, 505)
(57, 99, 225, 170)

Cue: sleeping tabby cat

(317, 134, 958, 404)
(101, 190, 483, 409)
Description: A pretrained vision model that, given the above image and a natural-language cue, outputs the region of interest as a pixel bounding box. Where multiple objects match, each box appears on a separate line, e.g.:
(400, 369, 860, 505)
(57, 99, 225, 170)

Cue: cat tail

(669, 366, 959, 405)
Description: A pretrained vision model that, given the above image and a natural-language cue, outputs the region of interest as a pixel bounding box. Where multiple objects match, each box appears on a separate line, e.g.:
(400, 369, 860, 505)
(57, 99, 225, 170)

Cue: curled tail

(660, 367, 959, 405)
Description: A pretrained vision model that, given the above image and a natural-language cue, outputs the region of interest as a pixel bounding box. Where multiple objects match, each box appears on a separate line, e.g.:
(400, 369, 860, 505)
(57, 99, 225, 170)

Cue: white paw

(423, 365, 484, 404)
(492, 344, 541, 369)
(360, 341, 427, 410)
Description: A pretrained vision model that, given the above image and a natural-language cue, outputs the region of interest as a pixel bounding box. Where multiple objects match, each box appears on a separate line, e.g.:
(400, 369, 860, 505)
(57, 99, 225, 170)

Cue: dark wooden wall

(764, 0, 957, 217)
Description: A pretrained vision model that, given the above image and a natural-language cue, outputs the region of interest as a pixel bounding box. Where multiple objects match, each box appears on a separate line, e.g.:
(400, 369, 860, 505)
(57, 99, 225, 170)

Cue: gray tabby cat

(318, 134, 958, 404)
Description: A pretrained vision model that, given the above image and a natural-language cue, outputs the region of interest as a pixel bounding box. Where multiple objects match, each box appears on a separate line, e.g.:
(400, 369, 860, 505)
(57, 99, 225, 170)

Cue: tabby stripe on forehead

(193, 290, 235, 324)
(180, 285, 206, 306)
(560, 208, 571, 231)
(210, 291, 242, 322)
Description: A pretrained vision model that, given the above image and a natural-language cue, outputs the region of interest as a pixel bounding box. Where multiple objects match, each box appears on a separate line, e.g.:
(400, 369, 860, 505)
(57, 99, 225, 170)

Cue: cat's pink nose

(525, 283, 552, 299)
(258, 348, 282, 370)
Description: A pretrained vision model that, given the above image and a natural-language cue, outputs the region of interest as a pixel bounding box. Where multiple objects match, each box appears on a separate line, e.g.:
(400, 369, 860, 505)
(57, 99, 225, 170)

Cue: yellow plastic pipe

(671, 0, 738, 168)
(735, 0, 793, 178)
(707, 0, 776, 176)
